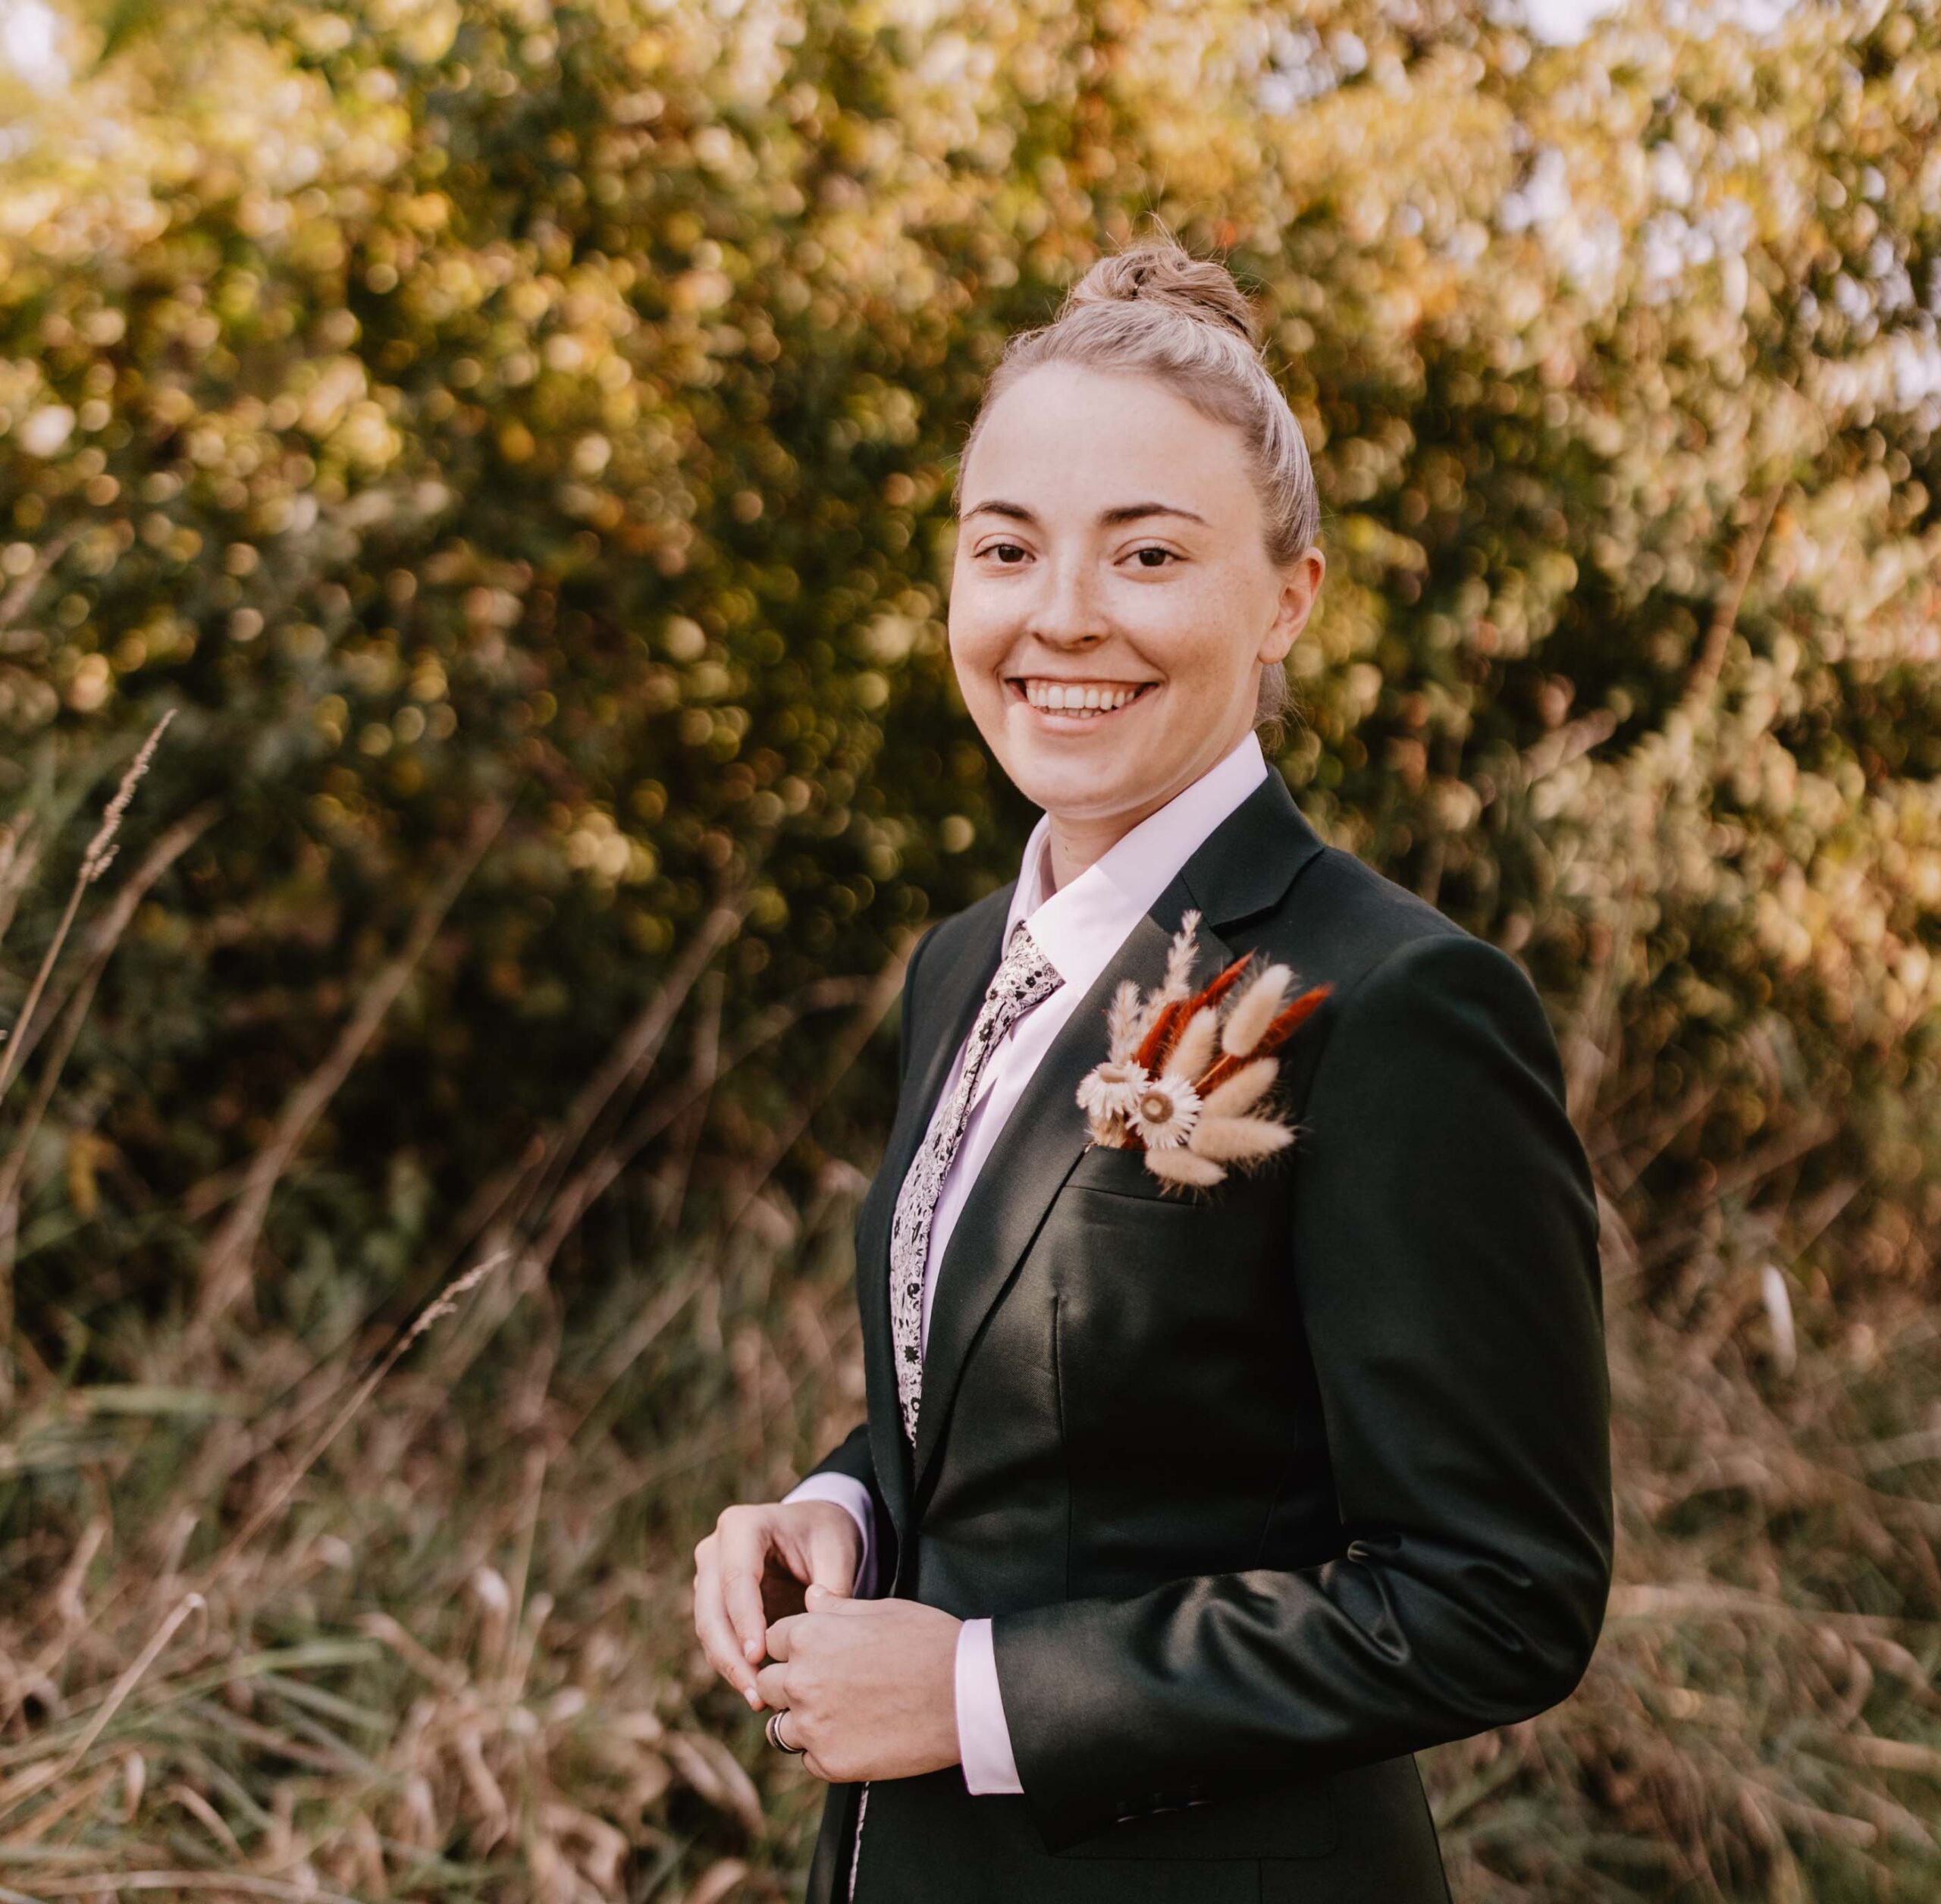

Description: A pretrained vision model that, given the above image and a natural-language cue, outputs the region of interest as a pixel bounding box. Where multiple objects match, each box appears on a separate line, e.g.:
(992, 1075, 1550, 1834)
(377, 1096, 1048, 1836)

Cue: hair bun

(1064, 239, 1260, 347)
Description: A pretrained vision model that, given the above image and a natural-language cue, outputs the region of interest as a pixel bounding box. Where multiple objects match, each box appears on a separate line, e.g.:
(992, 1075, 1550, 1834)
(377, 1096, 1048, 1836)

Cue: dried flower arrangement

(1074, 908, 1331, 1192)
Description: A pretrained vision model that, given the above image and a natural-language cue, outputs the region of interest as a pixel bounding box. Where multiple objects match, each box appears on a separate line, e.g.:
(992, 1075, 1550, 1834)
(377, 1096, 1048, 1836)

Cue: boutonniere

(1074, 908, 1331, 1194)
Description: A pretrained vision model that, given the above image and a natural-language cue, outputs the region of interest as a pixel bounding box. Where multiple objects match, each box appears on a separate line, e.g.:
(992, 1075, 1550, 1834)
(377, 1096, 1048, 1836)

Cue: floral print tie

(846, 917, 1061, 1902)
(887, 917, 1063, 1447)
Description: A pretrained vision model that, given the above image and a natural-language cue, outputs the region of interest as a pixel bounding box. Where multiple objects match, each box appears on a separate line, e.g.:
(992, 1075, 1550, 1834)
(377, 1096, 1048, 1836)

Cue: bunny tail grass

(1198, 1055, 1279, 1118)
(1219, 962, 1293, 1058)
(1161, 1003, 1221, 1083)
(1141, 1143, 1226, 1190)
(1247, 983, 1332, 1059)
(1187, 1113, 1295, 1163)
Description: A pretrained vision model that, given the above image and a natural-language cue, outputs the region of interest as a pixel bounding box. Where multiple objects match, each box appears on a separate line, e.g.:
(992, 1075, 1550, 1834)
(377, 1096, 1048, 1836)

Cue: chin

(1005, 754, 1146, 819)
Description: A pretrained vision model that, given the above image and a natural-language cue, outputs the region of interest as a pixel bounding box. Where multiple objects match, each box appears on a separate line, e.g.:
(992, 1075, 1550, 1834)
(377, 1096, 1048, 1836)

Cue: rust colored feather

(1191, 983, 1331, 1093)
(1134, 994, 1189, 1072)
(1134, 951, 1254, 1074)
(1187, 949, 1256, 1018)
(1250, 983, 1331, 1059)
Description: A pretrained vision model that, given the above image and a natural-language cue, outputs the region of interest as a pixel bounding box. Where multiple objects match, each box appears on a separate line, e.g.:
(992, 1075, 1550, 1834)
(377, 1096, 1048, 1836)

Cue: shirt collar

(1003, 728, 1270, 996)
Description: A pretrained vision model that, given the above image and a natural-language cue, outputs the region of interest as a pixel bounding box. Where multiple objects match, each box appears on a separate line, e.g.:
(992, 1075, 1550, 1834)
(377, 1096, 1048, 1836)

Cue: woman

(691, 238, 1613, 1904)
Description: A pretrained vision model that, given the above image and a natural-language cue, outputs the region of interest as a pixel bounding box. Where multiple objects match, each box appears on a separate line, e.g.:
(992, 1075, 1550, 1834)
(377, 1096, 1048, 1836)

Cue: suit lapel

(854, 892, 1012, 1539)
(904, 767, 1329, 1517)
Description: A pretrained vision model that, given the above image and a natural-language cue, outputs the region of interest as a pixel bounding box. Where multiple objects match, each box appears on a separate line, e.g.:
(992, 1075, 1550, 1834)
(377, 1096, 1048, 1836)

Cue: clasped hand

(691, 1499, 963, 1783)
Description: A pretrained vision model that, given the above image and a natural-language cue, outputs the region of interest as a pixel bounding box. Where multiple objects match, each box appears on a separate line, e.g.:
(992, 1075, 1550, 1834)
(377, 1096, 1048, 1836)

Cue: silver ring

(766, 1708, 806, 1755)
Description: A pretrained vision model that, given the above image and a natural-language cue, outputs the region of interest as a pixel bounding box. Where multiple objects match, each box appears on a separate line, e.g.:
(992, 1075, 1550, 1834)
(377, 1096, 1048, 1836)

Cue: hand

(692, 1501, 864, 1708)
(756, 1582, 963, 1783)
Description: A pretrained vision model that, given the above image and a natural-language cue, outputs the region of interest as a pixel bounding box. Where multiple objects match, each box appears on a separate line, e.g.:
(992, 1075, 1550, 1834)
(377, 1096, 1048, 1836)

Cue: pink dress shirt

(782, 727, 1272, 1793)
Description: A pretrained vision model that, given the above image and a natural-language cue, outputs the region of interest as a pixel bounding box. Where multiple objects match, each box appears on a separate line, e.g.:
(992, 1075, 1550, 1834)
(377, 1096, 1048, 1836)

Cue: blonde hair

(953, 234, 1322, 743)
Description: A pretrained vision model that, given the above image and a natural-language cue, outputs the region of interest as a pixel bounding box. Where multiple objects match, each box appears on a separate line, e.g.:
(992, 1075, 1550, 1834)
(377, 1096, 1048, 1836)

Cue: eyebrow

(960, 499, 1210, 528)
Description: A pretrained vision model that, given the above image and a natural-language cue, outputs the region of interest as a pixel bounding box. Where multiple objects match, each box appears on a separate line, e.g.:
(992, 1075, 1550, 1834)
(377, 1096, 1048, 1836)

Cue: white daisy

(1127, 1073, 1202, 1150)
(1077, 1057, 1149, 1123)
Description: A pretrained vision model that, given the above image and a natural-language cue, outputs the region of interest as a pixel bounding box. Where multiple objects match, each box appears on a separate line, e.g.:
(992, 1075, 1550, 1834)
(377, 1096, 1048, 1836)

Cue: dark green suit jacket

(797, 767, 1613, 1904)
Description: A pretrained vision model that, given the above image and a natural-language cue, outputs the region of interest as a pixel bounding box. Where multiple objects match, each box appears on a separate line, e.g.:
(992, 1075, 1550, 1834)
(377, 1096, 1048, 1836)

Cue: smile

(1006, 676, 1161, 721)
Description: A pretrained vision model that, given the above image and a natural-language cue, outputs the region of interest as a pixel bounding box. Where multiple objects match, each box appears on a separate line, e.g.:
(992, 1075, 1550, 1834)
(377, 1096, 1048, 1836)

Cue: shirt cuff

(779, 1473, 877, 1599)
(954, 1616, 1024, 1794)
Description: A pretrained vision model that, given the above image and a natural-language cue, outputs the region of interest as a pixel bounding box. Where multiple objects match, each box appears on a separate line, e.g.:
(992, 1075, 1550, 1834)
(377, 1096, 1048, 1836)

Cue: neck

(1041, 798, 1168, 895)
(1038, 720, 1255, 896)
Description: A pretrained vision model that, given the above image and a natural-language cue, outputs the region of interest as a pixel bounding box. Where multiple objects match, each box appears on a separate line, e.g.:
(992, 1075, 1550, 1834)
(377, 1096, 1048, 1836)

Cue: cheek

(1190, 580, 1268, 682)
(946, 611, 1006, 707)
(1143, 604, 1244, 701)
(945, 591, 981, 661)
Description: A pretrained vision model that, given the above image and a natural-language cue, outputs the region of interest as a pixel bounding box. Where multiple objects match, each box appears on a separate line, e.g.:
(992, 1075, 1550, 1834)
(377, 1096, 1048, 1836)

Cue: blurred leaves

(0, 0, 1931, 1348)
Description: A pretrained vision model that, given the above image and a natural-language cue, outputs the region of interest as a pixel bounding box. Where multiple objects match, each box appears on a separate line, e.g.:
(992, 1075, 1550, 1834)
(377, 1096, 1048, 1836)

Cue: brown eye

(1132, 547, 1180, 569)
(983, 542, 1028, 564)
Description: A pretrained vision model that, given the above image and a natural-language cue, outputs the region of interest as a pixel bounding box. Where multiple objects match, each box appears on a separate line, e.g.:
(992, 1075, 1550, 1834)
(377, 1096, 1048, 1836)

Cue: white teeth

(1018, 679, 1151, 716)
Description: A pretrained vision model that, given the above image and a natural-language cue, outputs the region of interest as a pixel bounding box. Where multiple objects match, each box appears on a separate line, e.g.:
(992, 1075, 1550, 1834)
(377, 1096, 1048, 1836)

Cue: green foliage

(3, 0, 1939, 1341)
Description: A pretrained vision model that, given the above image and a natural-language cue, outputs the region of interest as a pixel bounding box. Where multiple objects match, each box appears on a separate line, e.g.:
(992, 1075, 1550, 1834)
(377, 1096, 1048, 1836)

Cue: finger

(692, 1546, 760, 1702)
(802, 1510, 865, 1596)
(764, 1611, 800, 1660)
(717, 1519, 775, 1670)
(696, 1585, 759, 1702)
(754, 1659, 790, 1707)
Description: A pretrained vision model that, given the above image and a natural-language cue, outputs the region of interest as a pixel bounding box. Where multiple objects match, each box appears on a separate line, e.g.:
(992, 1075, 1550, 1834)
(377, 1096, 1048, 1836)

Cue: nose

(1029, 552, 1110, 649)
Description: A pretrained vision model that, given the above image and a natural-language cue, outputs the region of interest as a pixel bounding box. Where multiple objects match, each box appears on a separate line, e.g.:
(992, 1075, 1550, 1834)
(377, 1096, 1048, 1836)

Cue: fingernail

(745, 1686, 760, 1708)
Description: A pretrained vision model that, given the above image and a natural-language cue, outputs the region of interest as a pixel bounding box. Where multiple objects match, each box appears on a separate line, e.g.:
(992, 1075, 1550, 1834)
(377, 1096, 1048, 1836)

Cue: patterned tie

(888, 917, 1063, 1445)
(845, 917, 1062, 1903)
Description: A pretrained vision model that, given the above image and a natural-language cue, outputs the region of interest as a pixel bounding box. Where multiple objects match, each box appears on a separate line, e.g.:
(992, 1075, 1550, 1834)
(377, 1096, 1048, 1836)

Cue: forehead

(964, 362, 1255, 516)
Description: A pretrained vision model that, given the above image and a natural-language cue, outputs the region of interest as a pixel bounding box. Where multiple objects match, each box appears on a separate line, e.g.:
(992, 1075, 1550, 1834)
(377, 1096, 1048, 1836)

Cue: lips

(1006, 676, 1160, 720)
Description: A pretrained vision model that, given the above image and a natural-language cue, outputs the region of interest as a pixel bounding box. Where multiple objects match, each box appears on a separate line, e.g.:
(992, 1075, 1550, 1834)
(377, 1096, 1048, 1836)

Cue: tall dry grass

(0, 745, 1936, 1903)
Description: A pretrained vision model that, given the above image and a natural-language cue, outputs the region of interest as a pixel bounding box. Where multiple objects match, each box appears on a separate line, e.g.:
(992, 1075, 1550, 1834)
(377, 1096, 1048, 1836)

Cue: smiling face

(949, 362, 1324, 866)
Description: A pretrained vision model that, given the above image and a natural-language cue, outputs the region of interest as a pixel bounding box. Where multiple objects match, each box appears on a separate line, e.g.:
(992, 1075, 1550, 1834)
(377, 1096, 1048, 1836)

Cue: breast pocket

(1044, 1142, 1300, 1500)
(1063, 1137, 1189, 1201)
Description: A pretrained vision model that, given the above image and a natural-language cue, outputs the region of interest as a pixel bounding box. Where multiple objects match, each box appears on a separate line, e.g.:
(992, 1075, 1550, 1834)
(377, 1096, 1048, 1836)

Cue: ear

(1259, 547, 1325, 669)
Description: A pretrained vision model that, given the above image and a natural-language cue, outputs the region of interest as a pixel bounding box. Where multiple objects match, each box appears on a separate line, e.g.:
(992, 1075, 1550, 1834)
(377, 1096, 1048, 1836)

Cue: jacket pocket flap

(1054, 1774, 1337, 1861)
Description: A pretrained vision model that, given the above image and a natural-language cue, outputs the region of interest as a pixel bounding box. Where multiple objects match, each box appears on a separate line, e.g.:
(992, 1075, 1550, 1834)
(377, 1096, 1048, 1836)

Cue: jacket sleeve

(988, 930, 1614, 1853)
(785, 920, 939, 1588)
